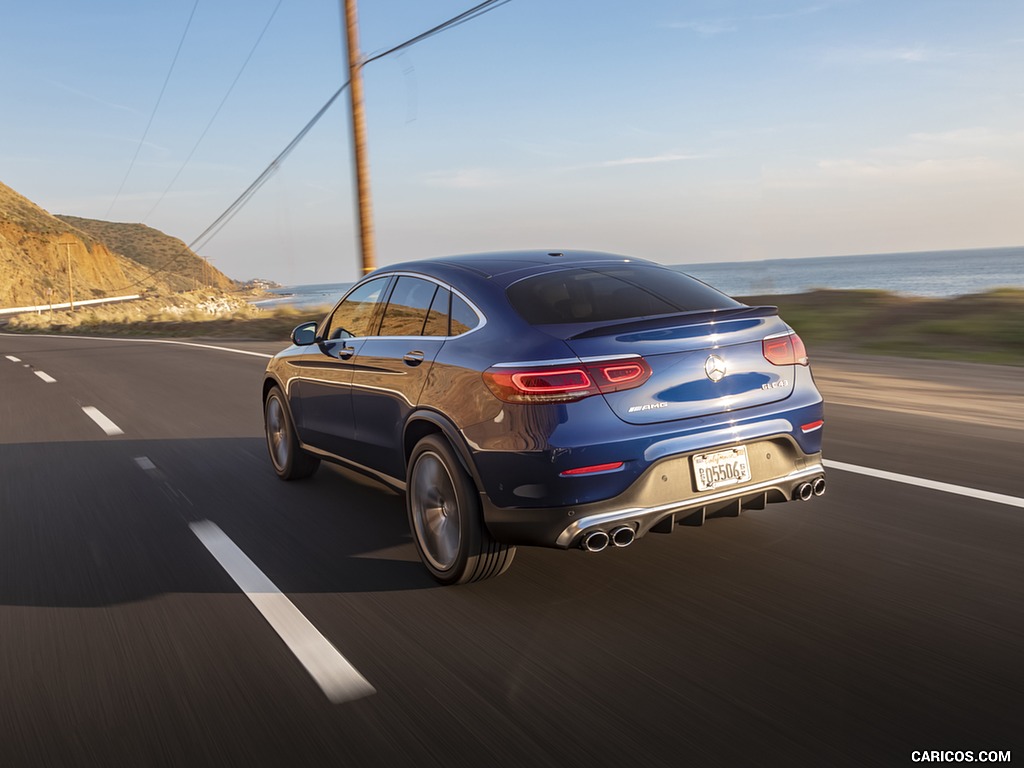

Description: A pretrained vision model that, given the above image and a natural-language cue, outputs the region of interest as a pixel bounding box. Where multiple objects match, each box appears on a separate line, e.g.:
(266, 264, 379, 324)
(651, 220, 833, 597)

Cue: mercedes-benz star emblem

(704, 354, 727, 382)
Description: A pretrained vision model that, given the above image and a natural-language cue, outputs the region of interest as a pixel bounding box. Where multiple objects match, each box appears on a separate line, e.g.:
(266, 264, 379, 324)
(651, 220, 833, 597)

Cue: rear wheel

(407, 434, 515, 585)
(264, 386, 320, 480)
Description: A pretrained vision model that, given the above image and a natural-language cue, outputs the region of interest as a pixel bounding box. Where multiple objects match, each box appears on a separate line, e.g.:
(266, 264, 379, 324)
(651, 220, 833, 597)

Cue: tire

(407, 434, 515, 585)
(264, 386, 320, 480)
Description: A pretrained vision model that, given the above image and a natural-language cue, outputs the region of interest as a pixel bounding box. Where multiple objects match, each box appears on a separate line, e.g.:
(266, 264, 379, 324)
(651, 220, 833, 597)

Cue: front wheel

(407, 434, 515, 585)
(264, 386, 320, 480)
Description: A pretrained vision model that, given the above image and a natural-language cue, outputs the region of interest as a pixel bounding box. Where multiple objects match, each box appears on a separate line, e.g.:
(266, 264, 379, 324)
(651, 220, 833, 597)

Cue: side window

(323, 277, 390, 340)
(423, 287, 451, 336)
(450, 294, 481, 336)
(379, 277, 438, 337)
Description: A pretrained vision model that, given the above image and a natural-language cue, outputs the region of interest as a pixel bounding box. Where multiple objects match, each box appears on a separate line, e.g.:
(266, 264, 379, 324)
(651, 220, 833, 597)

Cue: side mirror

(291, 321, 318, 346)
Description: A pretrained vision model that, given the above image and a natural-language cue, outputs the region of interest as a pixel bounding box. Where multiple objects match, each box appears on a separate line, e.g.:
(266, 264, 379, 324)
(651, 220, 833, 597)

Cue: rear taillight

(763, 332, 808, 366)
(483, 357, 652, 403)
(510, 368, 591, 394)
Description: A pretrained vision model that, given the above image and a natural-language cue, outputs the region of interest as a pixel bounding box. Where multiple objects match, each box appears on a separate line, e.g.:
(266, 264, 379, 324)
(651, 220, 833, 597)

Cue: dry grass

(4, 291, 327, 341)
(5, 288, 1023, 365)
(740, 288, 1024, 366)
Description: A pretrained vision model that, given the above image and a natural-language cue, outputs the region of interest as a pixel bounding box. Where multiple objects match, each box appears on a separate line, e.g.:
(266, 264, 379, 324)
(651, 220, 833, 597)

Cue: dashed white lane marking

(189, 520, 375, 704)
(81, 406, 125, 436)
(134, 456, 157, 471)
(34, 371, 57, 383)
(5, 355, 20, 362)
(824, 459, 1024, 510)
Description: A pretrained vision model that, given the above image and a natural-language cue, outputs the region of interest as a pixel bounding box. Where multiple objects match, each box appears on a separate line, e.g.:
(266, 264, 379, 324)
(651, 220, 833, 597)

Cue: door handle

(403, 351, 425, 366)
(339, 345, 356, 360)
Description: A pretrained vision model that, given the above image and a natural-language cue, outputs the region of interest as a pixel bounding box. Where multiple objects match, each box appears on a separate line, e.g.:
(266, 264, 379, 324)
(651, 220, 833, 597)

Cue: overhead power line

(363, 0, 509, 66)
(349, 0, 508, 273)
(110, 83, 352, 294)
(187, 0, 511, 255)
(143, 0, 285, 222)
(188, 83, 351, 254)
(105, 0, 200, 219)
(115, 0, 510, 291)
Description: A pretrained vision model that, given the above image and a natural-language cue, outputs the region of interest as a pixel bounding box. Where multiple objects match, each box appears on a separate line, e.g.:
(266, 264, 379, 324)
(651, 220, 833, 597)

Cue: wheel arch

(262, 375, 302, 444)
(262, 374, 284, 403)
(403, 411, 481, 488)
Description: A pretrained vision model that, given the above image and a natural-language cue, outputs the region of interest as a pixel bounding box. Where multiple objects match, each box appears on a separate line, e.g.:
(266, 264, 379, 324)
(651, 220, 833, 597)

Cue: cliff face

(0, 180, 234, 308)
(58, 215, 235, 293)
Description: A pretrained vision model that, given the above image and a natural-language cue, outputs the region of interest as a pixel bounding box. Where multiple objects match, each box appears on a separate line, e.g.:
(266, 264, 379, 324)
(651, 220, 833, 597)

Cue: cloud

(814, 155, 1006, 183)
(752, 2, 847, 22)
(665, 19, 735, 37)
(819, 45, 950, 65)
(886, 48, 932, 63)
(44, 79, 136, 113)
(767, 127, 1024, 189)
(598, 152, 707, 167)
(421, 153, 707, 187)
(420, 168, 506, 189)
(667, 2, 843, 36)
(569, 152, 707, 171)
(908, 127, 1024, 148)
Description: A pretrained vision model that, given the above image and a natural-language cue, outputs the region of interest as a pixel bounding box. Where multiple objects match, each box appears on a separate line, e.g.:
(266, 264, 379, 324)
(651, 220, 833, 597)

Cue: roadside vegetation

(745, 288, 1024, 366)
(3, 290, 326, 341)
(3, 288, 1023, 366)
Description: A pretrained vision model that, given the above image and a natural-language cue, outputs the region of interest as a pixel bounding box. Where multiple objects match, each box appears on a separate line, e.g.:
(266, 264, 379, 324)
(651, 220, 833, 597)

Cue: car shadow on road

(0, 437, 435, 607)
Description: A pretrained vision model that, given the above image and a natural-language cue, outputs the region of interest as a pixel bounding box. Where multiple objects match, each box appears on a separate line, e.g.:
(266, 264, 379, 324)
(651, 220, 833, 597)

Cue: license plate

(692, 446, 751, 491)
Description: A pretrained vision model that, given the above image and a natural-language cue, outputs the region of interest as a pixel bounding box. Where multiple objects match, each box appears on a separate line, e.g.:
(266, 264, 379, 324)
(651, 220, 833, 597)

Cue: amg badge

(628, 402, 669, 413)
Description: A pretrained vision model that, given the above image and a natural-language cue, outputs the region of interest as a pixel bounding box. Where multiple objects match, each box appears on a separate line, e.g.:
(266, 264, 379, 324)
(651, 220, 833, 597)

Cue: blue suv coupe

(262, 251, 826, 584)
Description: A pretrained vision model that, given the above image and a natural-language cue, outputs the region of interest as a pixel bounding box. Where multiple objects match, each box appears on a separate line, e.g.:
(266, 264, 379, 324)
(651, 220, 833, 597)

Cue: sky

(2, 0, 1022, 285)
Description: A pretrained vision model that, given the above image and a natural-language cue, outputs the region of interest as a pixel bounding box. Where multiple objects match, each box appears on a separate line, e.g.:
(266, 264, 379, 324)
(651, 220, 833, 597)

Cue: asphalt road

(1, 332, 1021, 767)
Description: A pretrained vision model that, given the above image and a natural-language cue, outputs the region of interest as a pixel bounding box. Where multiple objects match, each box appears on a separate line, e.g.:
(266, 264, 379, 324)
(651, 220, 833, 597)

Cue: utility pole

(342, 0, 376, 275)
(61, 239, 75, 311)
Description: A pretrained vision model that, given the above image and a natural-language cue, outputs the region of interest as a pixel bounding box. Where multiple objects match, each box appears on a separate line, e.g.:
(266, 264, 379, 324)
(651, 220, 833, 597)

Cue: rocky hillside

(0, 180, 234, 308)
(57, 215, 234, 293)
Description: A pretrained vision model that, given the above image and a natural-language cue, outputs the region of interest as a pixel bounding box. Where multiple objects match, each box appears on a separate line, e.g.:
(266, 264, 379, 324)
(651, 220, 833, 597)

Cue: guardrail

(0, 294, 142, 316)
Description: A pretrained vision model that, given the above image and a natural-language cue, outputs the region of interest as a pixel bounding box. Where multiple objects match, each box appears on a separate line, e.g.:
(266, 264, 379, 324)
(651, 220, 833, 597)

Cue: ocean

(681, 246, 1024, 299)
(254, 246, 1024, 310)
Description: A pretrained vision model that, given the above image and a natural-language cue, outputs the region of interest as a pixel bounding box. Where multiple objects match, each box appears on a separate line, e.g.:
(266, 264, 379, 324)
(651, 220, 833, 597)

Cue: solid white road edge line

(0, 331, 272, 359)
(823, 459, 1024, 509)
(34, 371, 57, 383)
(81, 406, 125, 436)
(113, 337, 274, 358)
(189, 520, 376, 704)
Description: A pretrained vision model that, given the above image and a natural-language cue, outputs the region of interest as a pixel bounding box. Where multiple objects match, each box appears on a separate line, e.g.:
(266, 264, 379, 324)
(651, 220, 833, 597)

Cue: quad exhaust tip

(609, 526, 635, 548)
(582, 526, 635, 551)
(583, 476, 827, 551)
(795, 478, 827, 501)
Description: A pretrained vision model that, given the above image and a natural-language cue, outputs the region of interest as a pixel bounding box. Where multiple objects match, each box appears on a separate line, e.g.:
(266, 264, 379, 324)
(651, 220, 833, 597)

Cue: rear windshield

(506, 265, 741, 325)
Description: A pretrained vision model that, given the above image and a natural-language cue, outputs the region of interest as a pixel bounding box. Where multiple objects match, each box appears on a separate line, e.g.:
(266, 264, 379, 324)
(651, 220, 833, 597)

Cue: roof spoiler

(568, 305, 780, 340)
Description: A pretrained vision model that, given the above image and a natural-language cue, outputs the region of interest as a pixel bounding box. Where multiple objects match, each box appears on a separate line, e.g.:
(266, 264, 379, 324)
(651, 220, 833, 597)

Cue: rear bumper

(481, 438, 824, 548)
